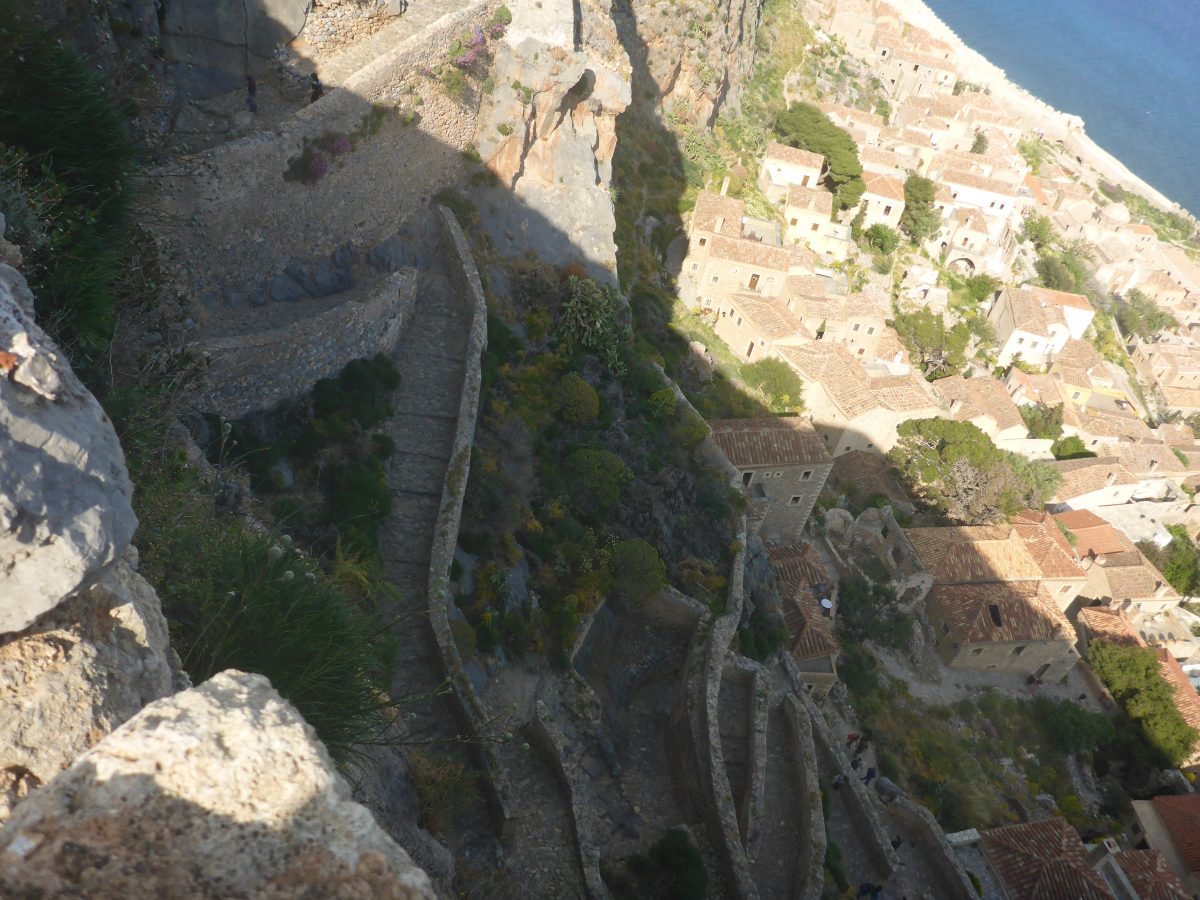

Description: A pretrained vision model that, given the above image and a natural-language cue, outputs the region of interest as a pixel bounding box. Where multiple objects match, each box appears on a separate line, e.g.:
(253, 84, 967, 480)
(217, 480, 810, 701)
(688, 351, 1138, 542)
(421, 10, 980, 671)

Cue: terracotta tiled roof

(709, 417, 831, 468)
(1112, 849, 1190, 899)
(727, 293, 810, 341)
(780, 346, 938, 420)
(1151, 795, 1200, 870)
(942, 167, 1019, 198)
(1157, 422, 1197, 447)
(1031, 285, 1095, 313)
(710, 234, 795, 271)
(1075, 407, 1156, 443)
(1012, 510, 1086, 580)
(768, 543, 839, 662)
(1155, 651, 1200, 758)
(905, 525, 1042, 583)
(764, 141, 825, 173)
(1112, 443, 1187, 477)
(785, 184, 834, 216)
(691, 190, 745, 236)
(934, 375, 1026, 433)
(978, 818, 1113, 900)
(862, 172, 906, 203)
(1161, 384, 1200, 410)
(1103, 558, 1174, 603)
(930, 581, 1073, 644)
(1080, 606, 1145, 647)
(1050, 457, 1138, 502)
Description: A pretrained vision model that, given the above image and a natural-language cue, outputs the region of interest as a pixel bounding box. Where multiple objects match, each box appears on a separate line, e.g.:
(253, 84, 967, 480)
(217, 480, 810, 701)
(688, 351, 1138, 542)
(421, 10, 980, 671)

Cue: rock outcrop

(473, 0, 631, 282)
(0, 549, 185, 821)
(0, 670, 438, 899)
(0, 263, 137, 635)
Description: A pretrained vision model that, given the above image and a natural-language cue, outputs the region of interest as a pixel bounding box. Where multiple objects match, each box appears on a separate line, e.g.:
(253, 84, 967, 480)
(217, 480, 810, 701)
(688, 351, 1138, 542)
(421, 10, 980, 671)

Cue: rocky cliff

(0, 670, 438, 899)
(472, 0, 631, 282)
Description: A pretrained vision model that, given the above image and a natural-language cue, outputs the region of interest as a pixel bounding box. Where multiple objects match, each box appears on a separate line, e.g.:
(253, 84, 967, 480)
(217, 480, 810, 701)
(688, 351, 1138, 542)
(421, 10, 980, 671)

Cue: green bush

(647, 387, 678, 419)
(1051, 435, 1095, 460)
(370, 433, 396, 459)
(1035, 698, 1115, 754)
(325, 457, 393, 556)
(554, 373, 600, 423)
(774, 101, 864, 210)
(611, 828, 707, 900)
(672, 405, 710, 450)
(610, 538, 667, 605)
(1020, 403, 1064, 440)
(742, 357, 804, 413)
(559, 276, 628, 373)
(564, 448, 632, 514)
(492, 5, 513, 25)
(862, 223, 900, 254)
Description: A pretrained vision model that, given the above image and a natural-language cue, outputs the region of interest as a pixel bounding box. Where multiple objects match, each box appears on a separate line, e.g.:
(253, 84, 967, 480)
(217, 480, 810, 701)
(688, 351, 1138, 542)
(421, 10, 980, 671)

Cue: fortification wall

(192, 269, 416, 417)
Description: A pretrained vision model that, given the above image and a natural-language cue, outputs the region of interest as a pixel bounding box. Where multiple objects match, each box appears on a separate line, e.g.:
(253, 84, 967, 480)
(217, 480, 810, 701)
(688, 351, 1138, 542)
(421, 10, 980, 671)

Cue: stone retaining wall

(782, 694, 827, 900)
(425, 206, 510, 828)
(741, 660, 769, 855)
(304, 0, 396, 55)
(192, 269, 416, 417)
(889, 796, 978, 899)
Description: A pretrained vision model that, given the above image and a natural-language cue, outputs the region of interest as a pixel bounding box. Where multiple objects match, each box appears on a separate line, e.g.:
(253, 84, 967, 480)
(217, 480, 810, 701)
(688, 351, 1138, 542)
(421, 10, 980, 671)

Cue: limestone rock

(0, 550, 184, 821)
(0, 670, 437, 899)
(0, 264, 137, 635)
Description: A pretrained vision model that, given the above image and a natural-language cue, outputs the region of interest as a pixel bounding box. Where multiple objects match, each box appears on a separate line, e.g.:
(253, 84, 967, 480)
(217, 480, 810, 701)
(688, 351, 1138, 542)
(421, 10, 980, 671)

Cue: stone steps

(717, 670, 754, 839)
(750, 702, 804, 899)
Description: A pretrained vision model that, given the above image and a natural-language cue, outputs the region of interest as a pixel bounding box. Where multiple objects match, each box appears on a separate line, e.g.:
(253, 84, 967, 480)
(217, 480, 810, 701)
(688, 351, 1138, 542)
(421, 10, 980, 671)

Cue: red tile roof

(1155, 651, 1200, 763)
(768, 543, 839, 662)
(905, 525, 1042, 583)
(709, 417, 831, 468)
(979, 818, 1114, 899)
(862, 171, 906, 203)
(1053, 511, 1128, 557)
(1079, 606, 1145, 648)
(929, 581, 1073, 644)
(1113, 849, 1190, 899)
(691, 190, 745, 236)
(764, 141, 825, 172)
(1151, 795, 1200, 872)
(1012, 510, 1086, 580)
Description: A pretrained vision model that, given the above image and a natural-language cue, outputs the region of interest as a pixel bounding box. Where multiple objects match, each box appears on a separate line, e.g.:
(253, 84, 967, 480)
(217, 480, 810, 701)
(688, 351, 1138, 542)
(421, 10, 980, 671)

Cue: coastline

(882, 0, 1193, 219)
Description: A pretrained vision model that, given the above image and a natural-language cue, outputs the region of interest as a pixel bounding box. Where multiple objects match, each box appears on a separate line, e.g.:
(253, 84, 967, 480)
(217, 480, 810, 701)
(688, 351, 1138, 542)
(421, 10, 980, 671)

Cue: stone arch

(948, 256, 975, 275)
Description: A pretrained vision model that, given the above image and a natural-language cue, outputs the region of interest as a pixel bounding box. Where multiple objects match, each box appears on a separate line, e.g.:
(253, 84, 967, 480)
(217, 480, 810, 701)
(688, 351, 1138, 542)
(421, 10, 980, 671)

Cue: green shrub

(554, 373, 600, 423)
(564, 448, 632, 514)
(862, 223, 900, 254)
(492, 5, 513, 25)
(325, 457, 393, 556)
(742, 357, 804, 413)
(559, 276, 628, 373)
(370, 433, 396, 459)
(1051, 435, 1095, 460)
(450, 618, 478, 657)
(672, 405, 709, 449)
(1034, 698, 1115, 754)
(647, 387, 678, 419)
(610, 538, 667, 605)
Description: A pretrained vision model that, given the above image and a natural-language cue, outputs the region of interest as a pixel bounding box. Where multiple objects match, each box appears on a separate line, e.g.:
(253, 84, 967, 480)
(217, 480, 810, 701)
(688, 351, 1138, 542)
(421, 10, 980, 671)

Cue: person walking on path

(244, 73, 258, 113)
(856, 732, 870, 754)
(832, 774, 849, 790)
(862, 766, 876, 786)
(309, 72, 324, 104)
(846, 731, 860, 747)
(851, 756, 862, 770)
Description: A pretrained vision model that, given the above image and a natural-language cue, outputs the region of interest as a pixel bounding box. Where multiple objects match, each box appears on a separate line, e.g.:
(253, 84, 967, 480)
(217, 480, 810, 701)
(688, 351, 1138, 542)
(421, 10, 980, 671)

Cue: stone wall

(782, 693, 827, 900)
(303, 0, 398, 55)
(889, 796, 978, 898)
(192, 270, 416, 417)
(425, 206, 511, 827)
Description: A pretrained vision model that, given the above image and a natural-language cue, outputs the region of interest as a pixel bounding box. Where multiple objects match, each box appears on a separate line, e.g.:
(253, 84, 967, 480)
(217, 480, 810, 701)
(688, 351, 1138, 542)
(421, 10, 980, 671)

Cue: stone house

(777, 345, 942, 456)
(987, 284, 1095, 367)
(1129, 337, 1200, 414)
(818, 101, 885, 146)
(782, 185, 850, 260)
(877, 44, 957, 102)
(932, 373, 1031, 448)
(1129, 796, 1200, 891)
(859, 172, 906, 231)
(1057, 509, 1181, 613)
(823, 0, 876, 54)
(714, 293, 810, 363)
(682, 232, 806, 312)
(940, 168, 1024, 219)
(784, 286, 894, 362)
(1048, 338, 1128, 410)
(768, 543, 839, 700)
(924, 581, 1079, 679)
(973, 817, 1188, 899)
(1047, 457, 1140, 512)
(758, 141, 827, 204)
(707, 417, 833, 542)
(1011, 510, 1089, 610)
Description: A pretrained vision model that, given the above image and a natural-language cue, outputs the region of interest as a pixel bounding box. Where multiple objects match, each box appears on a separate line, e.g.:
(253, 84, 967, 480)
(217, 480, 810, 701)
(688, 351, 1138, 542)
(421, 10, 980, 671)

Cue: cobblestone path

(750, 702, 804, 899)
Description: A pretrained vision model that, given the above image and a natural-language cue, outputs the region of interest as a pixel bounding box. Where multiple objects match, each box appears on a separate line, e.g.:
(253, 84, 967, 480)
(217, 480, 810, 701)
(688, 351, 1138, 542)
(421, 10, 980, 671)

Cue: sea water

(920, 0, 1200, 216)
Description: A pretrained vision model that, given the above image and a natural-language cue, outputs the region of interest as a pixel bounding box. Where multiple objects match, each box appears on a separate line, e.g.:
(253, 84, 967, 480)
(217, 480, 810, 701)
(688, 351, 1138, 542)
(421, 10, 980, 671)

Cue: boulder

(0, 264, 137, 635)
(0, 550, 185, 821)
(0, 670, 437, 899)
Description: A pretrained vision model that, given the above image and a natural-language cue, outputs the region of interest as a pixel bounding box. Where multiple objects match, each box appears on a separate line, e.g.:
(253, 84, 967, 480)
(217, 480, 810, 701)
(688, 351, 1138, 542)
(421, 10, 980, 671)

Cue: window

(789, 496, 802, 506)
(988, 604, 1003, 627)
(801, 470, 812, 481)
(790, 218, 798, 226)
(746, 340, 755, 358)
(801, 175, 811, 187)
(1011, 645, 1026, 656)
(913, 63, 919, 71)
(884, 204, 893, 216)
(698, 238, 707, 247)
(1072, 391, 1081, 400)
(970, 648, 983, 656)
(748, 273, 760, 289)
(711, 276, 719, 284)
(867, 326, 875, 335)
(811, 223, 820, 232)
(775, 471, 782, 477)
(690, 263, 698, 271)
(941, 623, 950, 635)
(853, 323, 861, 332)
(742, 472, 753, 487)
(1016, 337, 1024, 345)
(736, 316, 742, 326)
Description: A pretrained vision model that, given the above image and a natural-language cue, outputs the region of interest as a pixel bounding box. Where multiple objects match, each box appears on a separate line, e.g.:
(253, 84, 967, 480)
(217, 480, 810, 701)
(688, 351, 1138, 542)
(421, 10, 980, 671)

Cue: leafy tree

(1019, 403, 1064, 440)
(836, 572, 913, 649)
(970, 130, 988, 154)
(862, 223, 901, 255)
(1137, 525, 1200, 596)
(899, 174, 941, 243)
(1035, 254, 1076, 292)
(609, 539, 667, 605)
(889, 418, 1060, 523)
(891, 307, 970, 379)
(849, 201, 867, 240)
(742, 357, 805, 413)
(564, 449, 632, 515)
(964, 274, 1001, 303)
(1019, 213, 1055, 251)
(1051, 435, 1096, 460)
(1114, 288, 1177, 339)
(554, 373, 599, 423)
(774, 102, 864, 210)
(1035, 698, 1115, 755)
(1089, 640, 1200, 767)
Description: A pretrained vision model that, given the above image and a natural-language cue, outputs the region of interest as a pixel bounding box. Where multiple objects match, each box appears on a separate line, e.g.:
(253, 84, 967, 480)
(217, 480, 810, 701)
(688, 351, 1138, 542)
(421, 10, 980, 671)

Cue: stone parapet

(889, 796, 978, 899)
(191, 269, 416, 418)
(782, 693, 827, 900)
(425, 206, 510, 828)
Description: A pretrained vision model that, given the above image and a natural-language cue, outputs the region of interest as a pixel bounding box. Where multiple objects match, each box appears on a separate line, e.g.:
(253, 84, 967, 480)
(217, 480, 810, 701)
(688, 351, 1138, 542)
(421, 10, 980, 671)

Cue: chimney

(1106, 470, 1117, 486)
(1149, 457, 1159, 473)
(715, 215, 725, 234)
(720, 175, 731, 197)
(1156, 581, 1169, 599)
(948, 398, 961, 415)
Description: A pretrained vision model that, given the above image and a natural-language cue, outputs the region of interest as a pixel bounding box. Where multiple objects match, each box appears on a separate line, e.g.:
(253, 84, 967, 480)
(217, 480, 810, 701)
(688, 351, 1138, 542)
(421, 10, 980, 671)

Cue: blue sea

(919, 0, 1200, 216)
